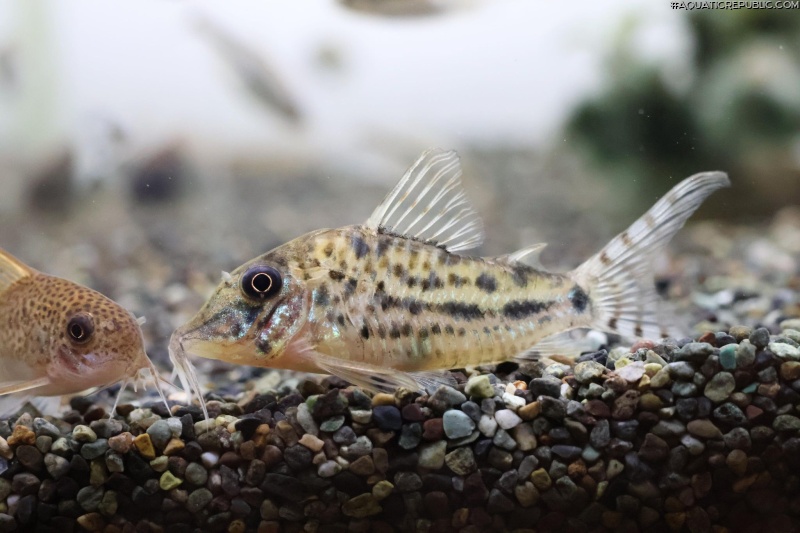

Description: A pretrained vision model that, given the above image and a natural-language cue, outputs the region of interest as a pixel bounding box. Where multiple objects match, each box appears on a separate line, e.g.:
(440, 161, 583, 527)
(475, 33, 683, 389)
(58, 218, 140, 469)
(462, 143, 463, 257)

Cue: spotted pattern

(0, 270, 149, 395)
(301, 225, 590, 371)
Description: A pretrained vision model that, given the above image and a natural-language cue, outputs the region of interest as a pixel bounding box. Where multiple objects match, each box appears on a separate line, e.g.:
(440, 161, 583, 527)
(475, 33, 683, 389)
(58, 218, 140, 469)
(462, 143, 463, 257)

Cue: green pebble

(98, 490, 118, 516)
(72, 425, 97, 443)
(372, 480, 394, 500)
(160, 470, 183, 491)
(149, 456, 169, 473)
(742, 383, 758, 394)
(465, 375, 495, 399)
(719, 344, 737, 370)
(773, 415, 800, 432)
(614, 357, 632, 370)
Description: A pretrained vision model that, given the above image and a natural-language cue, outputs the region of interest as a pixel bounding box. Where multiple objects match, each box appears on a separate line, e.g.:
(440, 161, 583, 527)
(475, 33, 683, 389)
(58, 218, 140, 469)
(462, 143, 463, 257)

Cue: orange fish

(0, 248, 166, 415)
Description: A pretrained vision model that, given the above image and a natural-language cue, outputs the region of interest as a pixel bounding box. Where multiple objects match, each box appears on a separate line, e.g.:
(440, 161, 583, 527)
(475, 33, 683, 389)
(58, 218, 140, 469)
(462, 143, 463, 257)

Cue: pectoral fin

(0, 376, 52, 396)
(312, 352, 422, 394)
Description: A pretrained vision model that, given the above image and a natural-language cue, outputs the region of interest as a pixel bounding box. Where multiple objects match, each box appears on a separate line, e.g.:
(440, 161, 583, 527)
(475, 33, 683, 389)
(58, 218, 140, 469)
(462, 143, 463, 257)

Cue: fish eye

(241, 266, 282, 300)
(67, 313, 95, 344)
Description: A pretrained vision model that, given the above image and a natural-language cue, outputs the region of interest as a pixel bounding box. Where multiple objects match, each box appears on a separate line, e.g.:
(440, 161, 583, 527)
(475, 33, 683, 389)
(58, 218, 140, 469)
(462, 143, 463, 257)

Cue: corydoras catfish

(0, 248, 167, 415)
(170, 149, 729, 416)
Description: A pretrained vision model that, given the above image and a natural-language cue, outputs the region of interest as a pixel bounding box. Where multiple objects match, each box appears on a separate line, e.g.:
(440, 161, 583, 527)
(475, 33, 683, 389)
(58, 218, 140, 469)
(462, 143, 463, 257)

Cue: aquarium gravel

(0, 320, 798, 532)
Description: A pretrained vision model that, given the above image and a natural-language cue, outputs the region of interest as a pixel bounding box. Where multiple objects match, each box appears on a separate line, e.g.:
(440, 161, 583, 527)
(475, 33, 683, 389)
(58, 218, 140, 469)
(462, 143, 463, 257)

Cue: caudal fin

(572, 171, 730, 340)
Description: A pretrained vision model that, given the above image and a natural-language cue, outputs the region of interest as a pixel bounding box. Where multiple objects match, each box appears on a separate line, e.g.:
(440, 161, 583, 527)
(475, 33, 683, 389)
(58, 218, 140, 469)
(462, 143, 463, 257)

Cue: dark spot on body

(407, 300, 423, 315)
(256, 337, 271, 354)
(375, 240, 389, 258)
(608, 317, 618, 330)
(360, 324, 370, 339)
(511, 265, 529, 288)
(337, 314, 346, 327)
(568, 285, 589, 313)
(344, 278, 358, 298)
(445, 325, 454, 335)
(431, 324, 442, 335)
(438, 301, 483, 321)
(323, 242, 334, 257)
(419, 328, 429, 339)
(351, 235, 370, 259)
(329, 270, 345, 281)
(380, 295, 401, 312)
(483, 326, 491, 335)
(390, 327, 401, 339)
(406, 277, 418, 288)
(475, 273, 497, 293)
(401, 323, 413, 336)
(458, 328, 466, 337)
(377, 325, 386, 339)
(502, 300, 552, 320)
(377, 281, 385, 292)
(393, 264, 405, 278)
(634, 325, 643, 337)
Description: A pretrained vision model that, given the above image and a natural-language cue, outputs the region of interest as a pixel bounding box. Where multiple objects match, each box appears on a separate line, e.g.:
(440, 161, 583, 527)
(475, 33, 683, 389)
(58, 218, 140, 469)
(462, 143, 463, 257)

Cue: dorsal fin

(499, 243, 548, 270)
(0, 248, 33, 293)
(365, 148, 484, 252)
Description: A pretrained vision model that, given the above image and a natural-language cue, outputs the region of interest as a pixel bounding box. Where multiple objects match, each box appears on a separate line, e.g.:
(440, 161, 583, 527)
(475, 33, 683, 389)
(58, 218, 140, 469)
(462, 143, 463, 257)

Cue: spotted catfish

(0, 249, 168, 416)
(170, 149, 729, 412)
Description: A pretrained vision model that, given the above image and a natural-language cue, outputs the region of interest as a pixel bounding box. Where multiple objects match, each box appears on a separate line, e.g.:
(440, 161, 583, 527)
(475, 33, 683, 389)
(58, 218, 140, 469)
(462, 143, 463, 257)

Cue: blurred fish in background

(192, 13, 302, 124)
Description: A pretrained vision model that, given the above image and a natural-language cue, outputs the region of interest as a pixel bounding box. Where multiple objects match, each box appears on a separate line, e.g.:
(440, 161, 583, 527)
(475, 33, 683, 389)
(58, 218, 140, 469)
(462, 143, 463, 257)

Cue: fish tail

(572, 171, 729, 340)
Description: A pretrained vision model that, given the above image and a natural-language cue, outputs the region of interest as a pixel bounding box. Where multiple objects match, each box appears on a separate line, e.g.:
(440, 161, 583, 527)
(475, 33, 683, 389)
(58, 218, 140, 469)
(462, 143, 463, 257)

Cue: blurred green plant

(567, 11, 800, 217)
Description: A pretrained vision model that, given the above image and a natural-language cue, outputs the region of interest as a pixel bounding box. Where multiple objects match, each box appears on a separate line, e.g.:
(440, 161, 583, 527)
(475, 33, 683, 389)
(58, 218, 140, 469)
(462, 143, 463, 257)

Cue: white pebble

(201, 451, 219, 468)
(502, 392, 526, 411)
(478, 415, 498, 437)
(494, 409, 523, 430)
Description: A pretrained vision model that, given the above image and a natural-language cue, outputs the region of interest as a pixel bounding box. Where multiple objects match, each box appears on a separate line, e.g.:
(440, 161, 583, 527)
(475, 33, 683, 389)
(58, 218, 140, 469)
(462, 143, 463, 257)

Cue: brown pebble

(687, 420, 722, 439)
(349, 455, 376, 476)
(611, 390, 640, 420)
(7, 425, 35, 447)
(108, 432, 133, 454)
(697, 331, 716, 345)
(780, 361, 800, 381)
(163, 438, 185, 456)
(630, 340, 655, 352)
(77, 512, 106, 532)
(745, 405, 764, 420)
(261, 445, 283, 469)
(512, 380, 527, 390)
(239, 440, 256, 461)
(584, 400, 610, 418)
(567, 460, 587, 479)
(726, 449, 748, 476)
(371, 393, 396, 406)
(422, 418, 444, 440)
(518, 401, 541, 421)
(372, 448, 389, 474)
(299, 434, 325, 453)
(757, 382, 780, 398)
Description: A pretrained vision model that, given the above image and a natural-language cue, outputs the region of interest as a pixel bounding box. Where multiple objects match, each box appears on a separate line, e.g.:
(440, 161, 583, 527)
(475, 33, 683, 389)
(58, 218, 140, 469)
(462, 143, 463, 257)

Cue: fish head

(173, 242, 311, 368)
(44, 280, 152, 391)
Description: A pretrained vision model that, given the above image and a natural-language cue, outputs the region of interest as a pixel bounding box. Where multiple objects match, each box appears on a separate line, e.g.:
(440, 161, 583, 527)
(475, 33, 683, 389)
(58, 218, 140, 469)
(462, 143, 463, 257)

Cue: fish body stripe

(304, 226, 590, 370)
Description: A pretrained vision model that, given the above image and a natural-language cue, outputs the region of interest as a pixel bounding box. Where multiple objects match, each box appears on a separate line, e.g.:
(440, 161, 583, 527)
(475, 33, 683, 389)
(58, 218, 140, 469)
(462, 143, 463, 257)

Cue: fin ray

(365, 148, 484, 252)
(311, 352, 422, 393)
(573, 171, 730, 340)
(0, 248, 33, 293)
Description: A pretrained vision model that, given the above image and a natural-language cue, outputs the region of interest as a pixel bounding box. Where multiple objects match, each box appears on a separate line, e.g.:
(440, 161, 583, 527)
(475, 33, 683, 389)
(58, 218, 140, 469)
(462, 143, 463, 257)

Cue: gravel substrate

(0, 319, 799, 532)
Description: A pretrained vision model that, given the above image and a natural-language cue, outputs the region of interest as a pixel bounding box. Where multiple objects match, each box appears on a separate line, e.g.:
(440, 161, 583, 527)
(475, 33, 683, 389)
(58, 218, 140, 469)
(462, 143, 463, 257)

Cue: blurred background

(0, 0, 798, 369)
